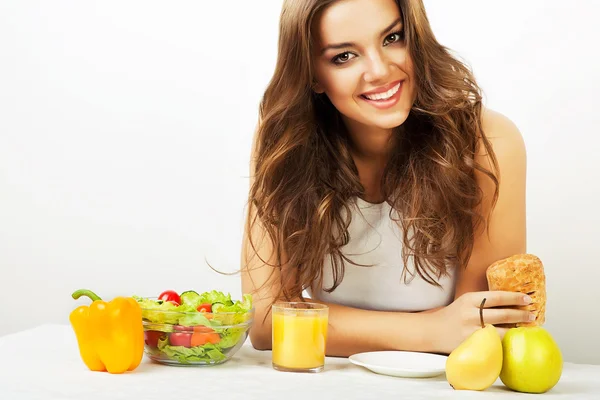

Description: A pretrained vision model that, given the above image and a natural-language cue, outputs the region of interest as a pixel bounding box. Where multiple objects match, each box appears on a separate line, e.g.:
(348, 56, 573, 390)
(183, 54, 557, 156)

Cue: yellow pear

(445, 298, 503, 391)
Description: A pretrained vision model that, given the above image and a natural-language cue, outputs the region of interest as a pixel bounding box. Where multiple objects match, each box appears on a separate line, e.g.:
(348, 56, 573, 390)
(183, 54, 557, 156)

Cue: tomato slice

(158, 290, 181, 305)
(144, 330, 165, 347)
(174, 325, 194, 332)
(197, 303, 212, 313)
(169, 332, 192, 347)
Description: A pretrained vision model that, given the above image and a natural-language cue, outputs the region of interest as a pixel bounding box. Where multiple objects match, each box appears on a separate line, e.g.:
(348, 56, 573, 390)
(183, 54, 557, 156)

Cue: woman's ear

(312, 81, 325, 94)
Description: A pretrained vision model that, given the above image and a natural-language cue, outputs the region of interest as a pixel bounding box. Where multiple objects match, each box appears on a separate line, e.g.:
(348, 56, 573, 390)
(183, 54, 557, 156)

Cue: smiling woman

(241, 0, 530, 357)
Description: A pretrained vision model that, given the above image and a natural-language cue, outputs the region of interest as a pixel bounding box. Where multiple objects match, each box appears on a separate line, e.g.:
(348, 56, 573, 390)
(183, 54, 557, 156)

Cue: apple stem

(479, 298, 486, 328)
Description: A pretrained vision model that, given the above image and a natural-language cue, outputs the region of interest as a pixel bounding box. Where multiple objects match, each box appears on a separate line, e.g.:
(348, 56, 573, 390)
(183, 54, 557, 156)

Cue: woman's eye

(384, 31, 404, 45)
(332, 52, 355, 65)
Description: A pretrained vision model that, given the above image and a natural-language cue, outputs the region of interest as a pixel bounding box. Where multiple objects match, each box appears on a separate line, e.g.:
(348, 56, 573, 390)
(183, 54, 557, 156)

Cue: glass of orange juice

(271, 302, 329, 373)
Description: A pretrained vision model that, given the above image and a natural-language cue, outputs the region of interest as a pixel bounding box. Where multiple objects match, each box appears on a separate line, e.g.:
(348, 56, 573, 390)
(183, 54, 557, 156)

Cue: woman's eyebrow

(320, 17, 403, 55)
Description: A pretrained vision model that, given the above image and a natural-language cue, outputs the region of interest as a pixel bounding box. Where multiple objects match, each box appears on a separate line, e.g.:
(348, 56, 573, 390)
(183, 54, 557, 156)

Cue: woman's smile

(359, 79, 404, 109)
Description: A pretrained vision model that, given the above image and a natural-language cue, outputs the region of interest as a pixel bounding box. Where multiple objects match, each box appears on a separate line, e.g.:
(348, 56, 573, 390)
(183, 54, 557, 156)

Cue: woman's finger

(479, 308, 535, 326)
(470, 291, 532, 308)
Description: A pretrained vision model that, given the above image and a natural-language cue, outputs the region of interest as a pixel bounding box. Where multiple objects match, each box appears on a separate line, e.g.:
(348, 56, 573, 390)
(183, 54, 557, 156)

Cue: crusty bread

(486, 254, 546, 327)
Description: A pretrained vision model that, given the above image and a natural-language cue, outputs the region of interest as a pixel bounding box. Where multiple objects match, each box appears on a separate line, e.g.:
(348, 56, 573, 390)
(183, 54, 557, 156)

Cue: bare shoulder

(474, 106, 527, 211)
(478, 107, 527, 167)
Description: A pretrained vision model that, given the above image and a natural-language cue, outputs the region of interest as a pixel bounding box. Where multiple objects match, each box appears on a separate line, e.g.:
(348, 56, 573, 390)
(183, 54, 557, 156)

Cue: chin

(368, 108, 411, 130)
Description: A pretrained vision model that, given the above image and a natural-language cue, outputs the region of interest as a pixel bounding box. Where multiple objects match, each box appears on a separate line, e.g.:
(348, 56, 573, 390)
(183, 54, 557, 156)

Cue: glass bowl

(141, 306, 254, 366)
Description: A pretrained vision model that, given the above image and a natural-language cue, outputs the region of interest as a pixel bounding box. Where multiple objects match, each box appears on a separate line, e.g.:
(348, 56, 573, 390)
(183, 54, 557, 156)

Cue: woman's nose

(363, 51, 391, 83)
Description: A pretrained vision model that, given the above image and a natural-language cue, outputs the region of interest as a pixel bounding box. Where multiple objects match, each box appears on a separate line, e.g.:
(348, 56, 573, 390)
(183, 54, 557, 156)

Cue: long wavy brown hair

(244, 0, 499, 303)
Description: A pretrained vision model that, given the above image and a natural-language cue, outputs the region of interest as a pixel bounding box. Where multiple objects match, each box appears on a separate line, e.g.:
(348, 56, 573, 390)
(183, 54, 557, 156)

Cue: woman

(241, 0, 532, 357)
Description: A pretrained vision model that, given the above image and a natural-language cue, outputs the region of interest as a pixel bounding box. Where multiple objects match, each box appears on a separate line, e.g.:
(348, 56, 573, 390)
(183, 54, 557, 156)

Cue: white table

(1, 324, 599, 399)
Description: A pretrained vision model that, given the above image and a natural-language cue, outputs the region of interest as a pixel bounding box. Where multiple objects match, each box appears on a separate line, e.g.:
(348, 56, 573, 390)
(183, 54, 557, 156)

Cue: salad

(135, 290, 254, 365)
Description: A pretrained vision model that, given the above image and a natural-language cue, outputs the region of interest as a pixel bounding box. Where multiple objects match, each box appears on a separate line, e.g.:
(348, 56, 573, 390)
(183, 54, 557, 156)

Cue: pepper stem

(72, 289, 102, 302)
(479, 298, 486, 328)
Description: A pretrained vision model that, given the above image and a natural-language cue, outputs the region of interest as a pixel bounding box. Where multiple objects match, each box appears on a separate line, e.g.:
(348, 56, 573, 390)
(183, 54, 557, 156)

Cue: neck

(342, 118, 397, 204)
(343, 118, 396, 163)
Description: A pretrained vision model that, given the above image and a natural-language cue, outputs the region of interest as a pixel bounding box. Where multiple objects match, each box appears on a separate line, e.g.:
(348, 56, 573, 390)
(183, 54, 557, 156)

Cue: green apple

(500, 326, 563, 393)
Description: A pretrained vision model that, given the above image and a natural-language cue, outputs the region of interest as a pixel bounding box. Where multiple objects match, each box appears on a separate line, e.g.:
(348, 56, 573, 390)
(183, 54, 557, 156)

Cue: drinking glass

(271, 302, 329, 372)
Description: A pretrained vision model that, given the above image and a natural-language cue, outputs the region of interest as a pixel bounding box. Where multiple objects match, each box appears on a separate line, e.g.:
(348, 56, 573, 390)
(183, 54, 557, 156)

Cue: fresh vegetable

(191, 329, 220, 346)
(180, 290, 200, 305)
(170, 332, 192, 347)
(135, 290, 253, 365)
(157, 336, 226, 364)
(144, 330, 166, 347)
(69, 289, 144, 374)
(158, 290, 181, 305)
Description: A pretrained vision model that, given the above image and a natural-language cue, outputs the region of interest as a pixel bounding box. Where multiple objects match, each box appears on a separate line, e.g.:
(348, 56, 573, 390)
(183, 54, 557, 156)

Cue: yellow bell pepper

(69, 289, 144, 374)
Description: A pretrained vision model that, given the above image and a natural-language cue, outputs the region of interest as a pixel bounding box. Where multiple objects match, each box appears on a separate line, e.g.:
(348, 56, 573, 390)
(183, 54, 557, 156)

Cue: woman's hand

(432, 290, 534, 354)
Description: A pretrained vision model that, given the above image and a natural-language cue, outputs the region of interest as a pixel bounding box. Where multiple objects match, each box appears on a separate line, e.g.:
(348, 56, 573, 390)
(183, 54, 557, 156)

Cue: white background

(1, 1, 599, 364)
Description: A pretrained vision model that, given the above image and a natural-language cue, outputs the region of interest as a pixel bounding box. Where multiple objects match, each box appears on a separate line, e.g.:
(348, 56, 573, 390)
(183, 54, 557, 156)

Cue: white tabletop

(1, 324, 599, 399)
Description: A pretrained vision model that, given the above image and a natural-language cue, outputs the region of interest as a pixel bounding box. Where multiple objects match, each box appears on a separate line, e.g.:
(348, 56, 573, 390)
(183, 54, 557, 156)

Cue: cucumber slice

(211, 302, 226, 312)
(180, 290, 201, 306)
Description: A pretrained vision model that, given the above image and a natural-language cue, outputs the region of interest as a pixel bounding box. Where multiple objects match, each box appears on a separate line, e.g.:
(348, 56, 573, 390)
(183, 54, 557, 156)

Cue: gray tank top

(308, 197, 457, 312)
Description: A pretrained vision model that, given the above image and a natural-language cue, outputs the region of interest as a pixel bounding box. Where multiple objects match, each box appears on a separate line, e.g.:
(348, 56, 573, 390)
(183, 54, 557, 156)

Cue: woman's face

(312, 0, 416, 133)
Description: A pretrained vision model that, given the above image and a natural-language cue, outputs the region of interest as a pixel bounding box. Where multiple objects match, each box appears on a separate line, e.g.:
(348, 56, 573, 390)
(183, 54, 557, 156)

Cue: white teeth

(364, 82, 401, 101)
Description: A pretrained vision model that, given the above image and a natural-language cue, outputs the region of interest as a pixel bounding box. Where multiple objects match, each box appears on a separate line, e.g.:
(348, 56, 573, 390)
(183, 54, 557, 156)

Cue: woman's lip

(361, 80, 403, 96)
(359, 82, 403, 110)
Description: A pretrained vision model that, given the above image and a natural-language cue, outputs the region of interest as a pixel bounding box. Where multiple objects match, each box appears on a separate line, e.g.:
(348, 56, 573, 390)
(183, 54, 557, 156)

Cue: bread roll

(486, 253, 546, 327)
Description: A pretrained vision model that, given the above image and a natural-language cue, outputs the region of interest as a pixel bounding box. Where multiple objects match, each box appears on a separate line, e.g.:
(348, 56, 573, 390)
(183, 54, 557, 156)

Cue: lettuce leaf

(134, 297, 181, 324)
(212, 294, 252, 313)
(156, 336, 227, 364)
(211, 294, 254, 325)
(217, 327, 246, 349)
(177, 311, 213, 327)
(198, 290, 234, 306)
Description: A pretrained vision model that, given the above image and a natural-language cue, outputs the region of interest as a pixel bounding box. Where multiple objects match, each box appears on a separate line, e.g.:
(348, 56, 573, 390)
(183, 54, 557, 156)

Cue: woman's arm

(242, 217, 532, 357)
(453, 108, 528, 299)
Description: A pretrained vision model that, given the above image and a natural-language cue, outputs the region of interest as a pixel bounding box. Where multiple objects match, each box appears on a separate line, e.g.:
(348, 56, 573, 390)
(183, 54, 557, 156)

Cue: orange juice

(272, 303, 328, 372)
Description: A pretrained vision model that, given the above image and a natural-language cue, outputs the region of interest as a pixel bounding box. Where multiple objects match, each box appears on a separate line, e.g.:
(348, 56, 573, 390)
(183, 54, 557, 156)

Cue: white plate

(349, 351, 448, 378)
